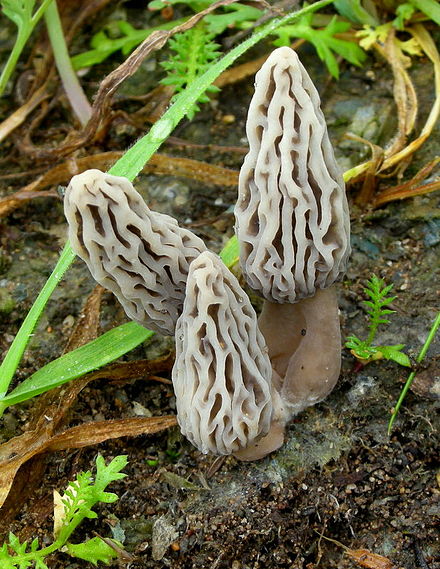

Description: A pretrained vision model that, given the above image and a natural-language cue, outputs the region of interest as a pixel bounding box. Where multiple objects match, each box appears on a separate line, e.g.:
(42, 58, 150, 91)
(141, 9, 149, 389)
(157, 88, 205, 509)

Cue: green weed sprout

(0, 0, 54, 96)
(345, 275, 411, 367)
(0, 455, 127, 568)
(0, 0, 334, 417)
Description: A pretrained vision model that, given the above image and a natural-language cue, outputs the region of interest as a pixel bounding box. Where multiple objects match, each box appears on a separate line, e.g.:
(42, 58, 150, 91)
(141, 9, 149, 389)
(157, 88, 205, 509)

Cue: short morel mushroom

(235, 46, 350, 419)
(64, 169, 206, 335)
(172, 250, 284, 458)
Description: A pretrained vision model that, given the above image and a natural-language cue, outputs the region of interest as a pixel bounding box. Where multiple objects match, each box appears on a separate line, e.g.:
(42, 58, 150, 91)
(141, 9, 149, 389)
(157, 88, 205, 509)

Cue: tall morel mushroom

(64, 169, 207, 335)
(235, 46, 350, 418)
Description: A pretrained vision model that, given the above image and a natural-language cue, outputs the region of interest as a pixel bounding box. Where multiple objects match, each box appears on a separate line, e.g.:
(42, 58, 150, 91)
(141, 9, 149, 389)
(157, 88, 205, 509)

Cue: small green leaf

(64, 537, 121, 565)
(377, 345, 411, 367)
(393, 4, 415, 30)
(205, 4, 262, 35)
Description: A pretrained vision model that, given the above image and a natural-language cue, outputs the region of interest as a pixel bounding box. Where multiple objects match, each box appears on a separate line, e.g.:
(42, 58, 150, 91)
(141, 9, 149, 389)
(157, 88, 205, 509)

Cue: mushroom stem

(258, 287, 341, 417)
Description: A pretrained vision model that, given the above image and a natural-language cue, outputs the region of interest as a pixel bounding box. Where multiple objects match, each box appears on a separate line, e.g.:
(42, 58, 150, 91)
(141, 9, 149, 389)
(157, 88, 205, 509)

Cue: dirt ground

(0, 3, 439, 568)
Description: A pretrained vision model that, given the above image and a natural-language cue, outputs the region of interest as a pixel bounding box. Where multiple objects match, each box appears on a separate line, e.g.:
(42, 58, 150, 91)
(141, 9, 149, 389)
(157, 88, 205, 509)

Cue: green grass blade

(0, 243, 76, 398)
(0, 322, 153, 414)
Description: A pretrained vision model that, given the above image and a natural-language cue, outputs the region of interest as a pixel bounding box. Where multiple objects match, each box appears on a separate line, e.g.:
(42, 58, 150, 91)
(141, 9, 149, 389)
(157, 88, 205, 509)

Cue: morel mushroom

(64, 169, 207, 335)
(172, 250, 285, 458)
(63, 46, 351, 461)
(235, 47, 350, 417)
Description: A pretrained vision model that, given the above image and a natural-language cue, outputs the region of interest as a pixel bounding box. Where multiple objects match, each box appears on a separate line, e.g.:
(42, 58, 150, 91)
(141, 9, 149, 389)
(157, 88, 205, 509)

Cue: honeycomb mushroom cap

(235, 46, 350, 303)
(172, 251, 275, 456)
(64, 169, 207, 335)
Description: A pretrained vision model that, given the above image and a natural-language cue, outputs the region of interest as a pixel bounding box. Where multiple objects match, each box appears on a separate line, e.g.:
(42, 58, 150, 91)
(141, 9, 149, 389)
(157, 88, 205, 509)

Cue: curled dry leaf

(344, 548, 396, 569)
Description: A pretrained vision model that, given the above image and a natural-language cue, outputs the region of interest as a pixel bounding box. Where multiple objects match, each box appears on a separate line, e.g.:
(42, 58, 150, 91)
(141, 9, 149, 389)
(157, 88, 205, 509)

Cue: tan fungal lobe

(64, 169, 207, 335)
(235, 46, 350, 303)
(172, 251, 274, 456)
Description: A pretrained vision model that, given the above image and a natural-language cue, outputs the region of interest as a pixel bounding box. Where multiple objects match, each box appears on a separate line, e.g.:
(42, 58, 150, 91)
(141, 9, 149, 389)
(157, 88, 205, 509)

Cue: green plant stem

(0, 0, 54, 96)
(44, 0, 92, 126)
(0, 243, 76, 398)
(388, 311, 440, 434)
(0, 0, 333, 404)
(366, 323, 377, 346)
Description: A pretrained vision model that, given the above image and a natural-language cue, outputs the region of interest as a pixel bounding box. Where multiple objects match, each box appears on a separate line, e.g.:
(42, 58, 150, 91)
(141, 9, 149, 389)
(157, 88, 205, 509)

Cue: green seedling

(0, 455, 127, 568)
(345, 275, 411, 368)
(272, 12, 366, 79)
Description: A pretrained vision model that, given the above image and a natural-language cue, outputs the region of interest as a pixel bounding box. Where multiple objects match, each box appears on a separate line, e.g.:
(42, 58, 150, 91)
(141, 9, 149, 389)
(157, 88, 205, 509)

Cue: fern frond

(363, 275, 397, 344)
(160, 21, 221, 118)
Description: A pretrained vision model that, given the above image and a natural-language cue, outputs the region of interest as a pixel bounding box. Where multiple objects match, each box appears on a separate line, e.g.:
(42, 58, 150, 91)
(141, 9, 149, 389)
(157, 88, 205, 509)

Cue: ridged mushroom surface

(64, 169, 207, 335)
(172, 251, 273, 455)
(235, 46, 350, 303)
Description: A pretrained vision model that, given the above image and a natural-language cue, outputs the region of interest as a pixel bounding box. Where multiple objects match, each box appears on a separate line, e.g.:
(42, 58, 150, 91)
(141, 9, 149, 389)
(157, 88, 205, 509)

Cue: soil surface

(0, 4, 439, 569)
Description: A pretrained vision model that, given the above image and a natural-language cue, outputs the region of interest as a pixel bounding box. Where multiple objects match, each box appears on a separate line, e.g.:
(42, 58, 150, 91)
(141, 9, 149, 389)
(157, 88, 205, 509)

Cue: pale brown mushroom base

(234, 287, 342, 461)
(258, 287, 342, 418)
